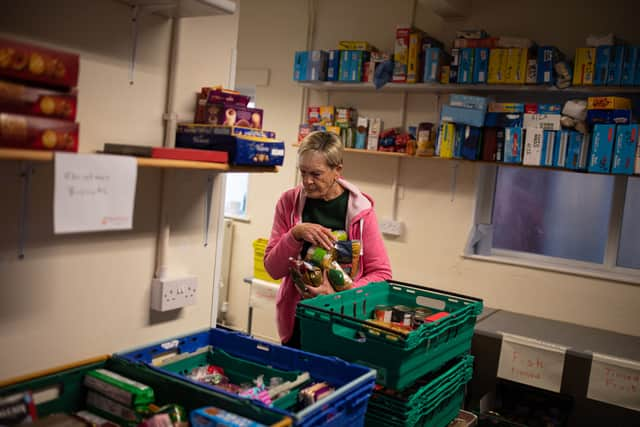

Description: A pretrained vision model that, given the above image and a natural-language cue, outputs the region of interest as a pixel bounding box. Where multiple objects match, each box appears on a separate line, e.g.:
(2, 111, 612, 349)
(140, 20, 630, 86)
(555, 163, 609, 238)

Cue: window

(466, 165, 640, 283)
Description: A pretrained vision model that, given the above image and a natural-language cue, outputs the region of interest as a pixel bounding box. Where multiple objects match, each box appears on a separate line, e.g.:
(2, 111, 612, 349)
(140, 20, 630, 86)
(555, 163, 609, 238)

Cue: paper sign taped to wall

(587, 353, 640, 411)
(497, 333, 567, 393)
(54, 153, 137, 234)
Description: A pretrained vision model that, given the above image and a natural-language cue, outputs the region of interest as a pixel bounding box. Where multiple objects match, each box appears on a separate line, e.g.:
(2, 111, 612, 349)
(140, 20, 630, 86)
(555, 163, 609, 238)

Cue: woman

(264, 131, 392, 348)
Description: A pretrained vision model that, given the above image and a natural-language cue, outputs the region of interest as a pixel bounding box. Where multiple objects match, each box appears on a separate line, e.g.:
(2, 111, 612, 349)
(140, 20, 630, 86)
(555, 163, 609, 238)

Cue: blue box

(612, 124, 639, 174)
(621, 46, 639, 86)
(607, 46, 625, 85)
(449, 94, 489, 111)
(541, 130, 556, 166)
(586, 109, 632, 126)
(450, 48, 461, 83)
(349, 50, 370, 82)
(326, 50, 340, 81)
(338, 50, 351, 81)
(538, 104, 562, 115)
(461, 125, 482, 160)
(566, 131, 588, 171)
(589, 124, 616, 173)
(537, 46, 557, 84)
(308, 50, 327, 81)
(473, 48, 489, 83)
(454, 124, 464, 158)
(484, 112, 523, 128)
(234, 135, 285, 166)
(553, 130, 569, 168)
(636, 51, 640, 85)
(458, 48, 474, 83)
(503, 127, 523, 163)
(440, 104, 485, 127)
(594, 46, 611, 86)
(119, 328, 376, 427)
(423, 47, 443, 82)
(293, 51, 309, 81)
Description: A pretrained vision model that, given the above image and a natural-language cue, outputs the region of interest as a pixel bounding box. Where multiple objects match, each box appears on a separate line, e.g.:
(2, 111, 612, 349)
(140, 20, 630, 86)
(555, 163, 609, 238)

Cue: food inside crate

(365, 303, 451, 336)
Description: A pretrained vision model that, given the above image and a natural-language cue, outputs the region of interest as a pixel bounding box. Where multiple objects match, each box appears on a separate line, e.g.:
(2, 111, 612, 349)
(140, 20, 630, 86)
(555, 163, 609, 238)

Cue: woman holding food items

(264, 131, 392, 348)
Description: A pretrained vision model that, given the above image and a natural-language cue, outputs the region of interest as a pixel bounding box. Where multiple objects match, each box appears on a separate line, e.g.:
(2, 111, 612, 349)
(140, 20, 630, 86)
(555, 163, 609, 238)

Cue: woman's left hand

(304, 270, 335, 298)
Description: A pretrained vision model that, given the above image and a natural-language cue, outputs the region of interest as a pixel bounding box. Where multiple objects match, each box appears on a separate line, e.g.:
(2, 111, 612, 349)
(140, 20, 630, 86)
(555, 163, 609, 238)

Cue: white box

(523, 128, 544, 165)
(524, 113, 561, 131)
(367, 118, 382, 150)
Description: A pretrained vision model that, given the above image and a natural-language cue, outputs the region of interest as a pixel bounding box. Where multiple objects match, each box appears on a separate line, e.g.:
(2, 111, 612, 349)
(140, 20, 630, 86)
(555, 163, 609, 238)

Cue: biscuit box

(0, 38, 79, 89)
(0, 80, 77, 121)
(234, 134, 284, 166)
(204, 87, 250, 106)
(199, 103, 263, 129)
(0, 112, 78, 151)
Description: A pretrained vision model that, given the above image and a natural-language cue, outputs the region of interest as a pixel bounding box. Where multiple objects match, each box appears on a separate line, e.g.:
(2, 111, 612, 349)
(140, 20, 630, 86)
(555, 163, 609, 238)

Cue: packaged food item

(0, 112, 79, 151)
(298, 382, 334, 407)
(26, 413, 87, 427)
(0, 391, 37, 425)
(191, 406, 267, 427)
(0, 37, 79, 88)
(0, 80, 77, 120)
(415, 122, 435, 156)
(84, 369, 154, 407)
(199, 103, 263, 129)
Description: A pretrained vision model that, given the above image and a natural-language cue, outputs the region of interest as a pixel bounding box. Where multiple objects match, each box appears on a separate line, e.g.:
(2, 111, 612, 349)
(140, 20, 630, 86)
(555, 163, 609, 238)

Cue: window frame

(464, 164, 640, 286)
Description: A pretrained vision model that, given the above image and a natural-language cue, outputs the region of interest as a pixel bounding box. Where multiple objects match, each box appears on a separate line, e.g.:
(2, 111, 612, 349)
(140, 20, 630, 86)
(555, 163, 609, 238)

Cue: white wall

(0, 0, 238, 380)
(225, 0, 640, 340)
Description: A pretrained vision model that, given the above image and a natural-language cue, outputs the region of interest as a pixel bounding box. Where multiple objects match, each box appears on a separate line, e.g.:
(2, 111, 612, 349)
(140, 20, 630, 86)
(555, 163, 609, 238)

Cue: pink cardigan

(264, 178, 392, 343)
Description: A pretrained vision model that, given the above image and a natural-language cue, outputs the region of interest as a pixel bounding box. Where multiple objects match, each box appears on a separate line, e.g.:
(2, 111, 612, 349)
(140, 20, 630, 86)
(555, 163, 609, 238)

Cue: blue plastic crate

(117, 328, 376, 427)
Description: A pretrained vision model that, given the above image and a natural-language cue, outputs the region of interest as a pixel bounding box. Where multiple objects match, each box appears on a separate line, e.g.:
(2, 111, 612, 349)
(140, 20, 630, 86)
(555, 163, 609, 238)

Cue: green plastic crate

(297, 280, 482, 390)
(158, 346, 306, 410)
(0, 357, 291, 427)
(366, 355, 474, 426)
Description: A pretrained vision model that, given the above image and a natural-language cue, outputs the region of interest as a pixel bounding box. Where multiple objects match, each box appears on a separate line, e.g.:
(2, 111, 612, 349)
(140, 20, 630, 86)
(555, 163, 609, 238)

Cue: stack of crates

(253, 238, 281, 284)
(296, 280, 483, 427)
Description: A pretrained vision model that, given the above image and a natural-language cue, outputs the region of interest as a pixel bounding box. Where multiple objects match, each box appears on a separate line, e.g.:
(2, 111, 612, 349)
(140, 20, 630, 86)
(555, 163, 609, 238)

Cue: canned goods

(374, 305, 392, 323)
(391, 305, 413, 327)
(412, 307, 433, 329)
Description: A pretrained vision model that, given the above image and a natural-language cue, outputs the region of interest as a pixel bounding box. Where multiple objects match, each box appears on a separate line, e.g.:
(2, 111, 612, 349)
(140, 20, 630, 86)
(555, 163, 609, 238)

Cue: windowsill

(224, 213, 251, 223)
(462, 253, 640, 286)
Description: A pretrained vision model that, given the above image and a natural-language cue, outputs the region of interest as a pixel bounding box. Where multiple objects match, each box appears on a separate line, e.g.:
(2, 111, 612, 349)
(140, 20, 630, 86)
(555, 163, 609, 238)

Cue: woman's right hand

(292, 223, 335, 250)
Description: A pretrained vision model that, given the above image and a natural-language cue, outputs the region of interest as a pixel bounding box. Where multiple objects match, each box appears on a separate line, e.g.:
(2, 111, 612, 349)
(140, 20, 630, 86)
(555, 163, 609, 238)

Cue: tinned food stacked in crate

(296, 280, 483, 427)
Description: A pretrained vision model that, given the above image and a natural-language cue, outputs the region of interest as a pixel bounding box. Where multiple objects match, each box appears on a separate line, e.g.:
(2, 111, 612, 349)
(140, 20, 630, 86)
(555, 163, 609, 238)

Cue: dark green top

(301, 190, 349, 256)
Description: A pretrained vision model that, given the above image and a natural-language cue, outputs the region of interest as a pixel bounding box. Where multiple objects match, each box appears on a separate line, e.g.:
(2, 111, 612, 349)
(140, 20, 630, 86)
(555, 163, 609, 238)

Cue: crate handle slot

(415, 296, 446, 311)
(255, 344, 271, 352)
(32, 384, 61, 405)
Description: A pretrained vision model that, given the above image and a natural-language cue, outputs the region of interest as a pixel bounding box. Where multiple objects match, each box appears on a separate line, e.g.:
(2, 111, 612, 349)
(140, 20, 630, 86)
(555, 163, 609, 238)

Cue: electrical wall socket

(379, 218, 404, 237)
(151, 276, 198, 312)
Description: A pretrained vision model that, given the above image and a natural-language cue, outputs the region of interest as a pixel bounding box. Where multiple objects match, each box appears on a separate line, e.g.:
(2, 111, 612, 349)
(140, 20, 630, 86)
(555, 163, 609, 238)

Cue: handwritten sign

(249, 278, 280, 310)
(497, 333, 567, 392)
(587, 353, 640, 411)
(54, 153, 137, 234)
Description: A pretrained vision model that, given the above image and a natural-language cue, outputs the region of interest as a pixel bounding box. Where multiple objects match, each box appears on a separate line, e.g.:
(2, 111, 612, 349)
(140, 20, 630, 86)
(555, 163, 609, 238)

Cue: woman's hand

(304, 270, 335, 299)
(292, 223, 335, 250)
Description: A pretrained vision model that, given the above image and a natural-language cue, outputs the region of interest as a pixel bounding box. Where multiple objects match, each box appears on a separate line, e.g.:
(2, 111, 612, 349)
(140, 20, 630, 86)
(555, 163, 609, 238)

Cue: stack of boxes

(175, 86, 285, 166)
(0, 38, 80, 152)
(438, 94, 488, 159)
(578, 44, 640, 86)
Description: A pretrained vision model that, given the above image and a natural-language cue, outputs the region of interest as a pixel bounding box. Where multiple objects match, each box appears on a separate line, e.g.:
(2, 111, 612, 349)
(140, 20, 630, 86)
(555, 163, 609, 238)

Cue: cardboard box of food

(0, 80, 77, 120)
(198, 103, 263, 129)
(0, 112, 78, 151)
(0, 37, 79, 89)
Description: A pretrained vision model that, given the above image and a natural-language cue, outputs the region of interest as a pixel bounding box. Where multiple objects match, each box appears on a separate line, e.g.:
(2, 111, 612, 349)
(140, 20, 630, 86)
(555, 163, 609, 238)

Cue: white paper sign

(587, 353, 640, 412)
(54, 153, 137, 234)
(497, 333, 567, 392)
(249, 278, 280, 310)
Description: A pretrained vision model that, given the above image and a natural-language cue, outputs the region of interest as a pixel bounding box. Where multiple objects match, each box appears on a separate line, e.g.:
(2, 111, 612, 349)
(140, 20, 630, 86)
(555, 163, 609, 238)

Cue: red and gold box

(0, 80, 77, 120)
(0, 38, 79, 89)
(0, 112, 79, 152)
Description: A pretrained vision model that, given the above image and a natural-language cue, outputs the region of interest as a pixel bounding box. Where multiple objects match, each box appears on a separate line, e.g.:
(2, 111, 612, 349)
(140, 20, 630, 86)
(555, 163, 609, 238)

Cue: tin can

(391, 305, 413, 327)
(412, 307, 433, 329)
(374, 305, 392, 323)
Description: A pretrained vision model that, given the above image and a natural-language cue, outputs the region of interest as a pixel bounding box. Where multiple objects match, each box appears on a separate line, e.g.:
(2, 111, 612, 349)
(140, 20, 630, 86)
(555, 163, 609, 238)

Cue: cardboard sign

(497, 333, 567, 393)
(588, 353, 640, 411)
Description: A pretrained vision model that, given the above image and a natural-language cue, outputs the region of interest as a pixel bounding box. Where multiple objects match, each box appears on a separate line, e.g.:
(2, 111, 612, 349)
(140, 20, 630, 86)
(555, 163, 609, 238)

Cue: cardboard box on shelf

(588, 124, 616, 173)
(612, 124, 639, 175)
(0, 112, 78, 151)
(503, 127, 523, 163)
(0, 80, 77, 121)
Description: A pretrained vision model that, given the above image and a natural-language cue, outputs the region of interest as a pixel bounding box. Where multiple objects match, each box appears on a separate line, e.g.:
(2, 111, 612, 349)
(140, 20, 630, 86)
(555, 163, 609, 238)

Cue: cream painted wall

(226, 0, 640, 341)
(0, 0, 238, 379)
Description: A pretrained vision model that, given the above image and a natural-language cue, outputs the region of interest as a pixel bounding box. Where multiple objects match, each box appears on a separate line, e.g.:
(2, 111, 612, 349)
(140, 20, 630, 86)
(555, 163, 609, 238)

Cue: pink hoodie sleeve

(353, 208, 392, 287)
(264, 192, 304, 280)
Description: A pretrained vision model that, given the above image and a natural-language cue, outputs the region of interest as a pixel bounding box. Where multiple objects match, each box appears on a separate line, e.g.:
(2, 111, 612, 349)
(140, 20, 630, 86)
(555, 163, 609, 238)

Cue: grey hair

(297, 131, 344, 168)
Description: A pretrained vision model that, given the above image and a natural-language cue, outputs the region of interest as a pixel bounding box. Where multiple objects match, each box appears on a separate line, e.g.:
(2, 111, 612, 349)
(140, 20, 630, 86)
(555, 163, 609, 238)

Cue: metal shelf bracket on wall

(203, 173, 215, 247)
(18, 162, 34, 259)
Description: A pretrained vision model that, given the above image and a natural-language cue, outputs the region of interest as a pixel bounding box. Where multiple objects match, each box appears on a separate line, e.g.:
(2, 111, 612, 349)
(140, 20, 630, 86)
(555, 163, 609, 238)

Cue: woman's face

(298, 151, 342, 199)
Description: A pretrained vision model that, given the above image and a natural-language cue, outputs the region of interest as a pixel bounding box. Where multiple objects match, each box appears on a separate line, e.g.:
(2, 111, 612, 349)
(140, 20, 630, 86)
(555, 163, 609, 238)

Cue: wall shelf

(0, 148, 279, 173)
(116, 0, 236, 18)
(299, 81, 640, 95)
